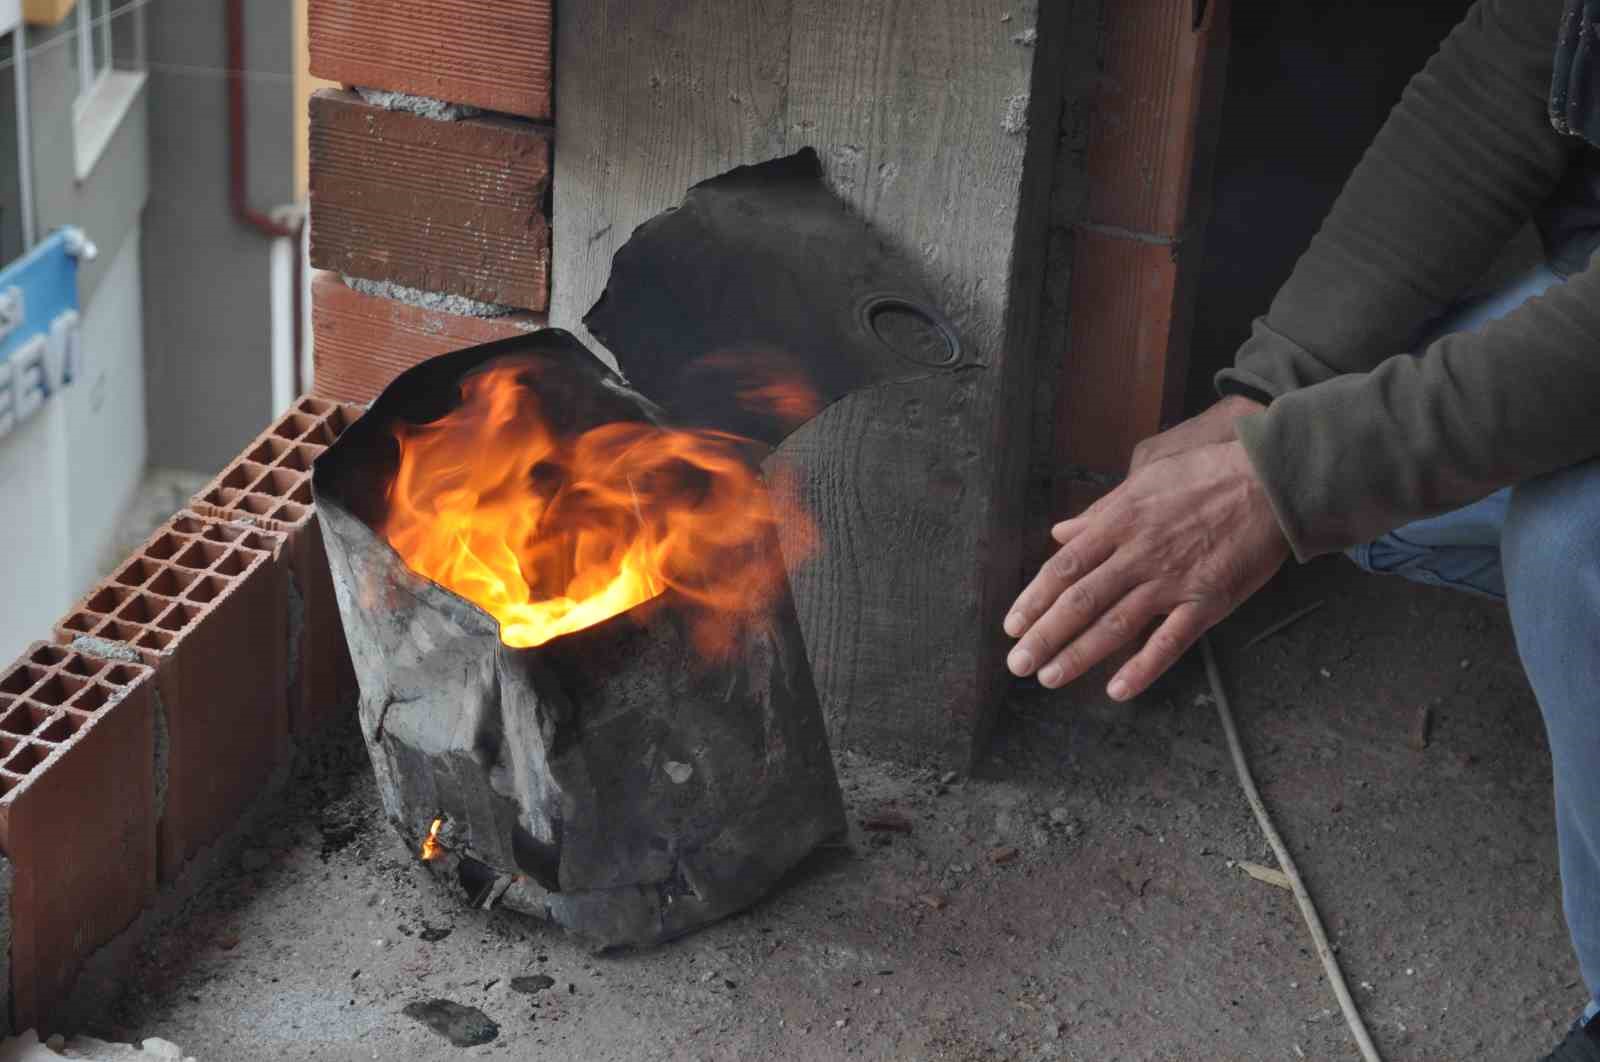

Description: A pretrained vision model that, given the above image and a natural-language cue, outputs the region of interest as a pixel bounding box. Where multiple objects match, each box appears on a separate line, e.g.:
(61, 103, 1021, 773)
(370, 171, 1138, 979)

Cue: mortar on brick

(285, 577, 304, 708)
(151, 689, 169, 825)
(355, 87, 481, 122)
(343, 276, 515, 318)
(0, 853, 10, 1035)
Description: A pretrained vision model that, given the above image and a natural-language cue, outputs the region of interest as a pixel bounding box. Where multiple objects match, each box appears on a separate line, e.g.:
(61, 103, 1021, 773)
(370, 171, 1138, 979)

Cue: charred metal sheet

(583, 148, 978, 447)
(314, 335, 847, 950)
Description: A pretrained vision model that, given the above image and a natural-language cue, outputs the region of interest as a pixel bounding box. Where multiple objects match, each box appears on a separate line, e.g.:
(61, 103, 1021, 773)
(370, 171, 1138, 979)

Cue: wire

(1201, 635, 1385, 1062)
(1, 1, 296, 85)
(0, 0, 144, 70)
(0, 0, 285, 80)
(142, 59, 292, 84)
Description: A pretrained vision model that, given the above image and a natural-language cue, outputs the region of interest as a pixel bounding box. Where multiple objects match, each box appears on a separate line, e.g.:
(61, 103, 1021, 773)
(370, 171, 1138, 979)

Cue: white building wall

(0, 381, 70, 664)
(65, 225, 147, 594)
(0, 225, 147, 664)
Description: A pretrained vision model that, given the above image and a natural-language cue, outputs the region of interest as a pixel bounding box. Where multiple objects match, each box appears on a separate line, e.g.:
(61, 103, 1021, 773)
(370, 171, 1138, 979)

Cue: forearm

(1239, 260, 1600, 559)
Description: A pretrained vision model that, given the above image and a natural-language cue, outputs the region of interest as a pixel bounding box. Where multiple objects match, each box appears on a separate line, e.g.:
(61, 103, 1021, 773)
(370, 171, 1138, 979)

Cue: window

(69, 0, 146, 179)
(72, 0, 144, 106)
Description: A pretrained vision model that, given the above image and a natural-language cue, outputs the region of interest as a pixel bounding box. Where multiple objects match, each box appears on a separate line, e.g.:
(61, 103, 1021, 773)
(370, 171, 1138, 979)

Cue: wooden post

(551, 1, 1071, 767)
(1054, 0, 1232, 515)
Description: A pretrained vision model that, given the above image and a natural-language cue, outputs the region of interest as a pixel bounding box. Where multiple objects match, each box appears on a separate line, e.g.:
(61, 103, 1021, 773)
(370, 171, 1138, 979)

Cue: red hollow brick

(0, 644, 157, 1031)
(311, 271, 545, 404)
(308, 0, 552, 121)
(55, 516, 288, 882)
(309, 89, 552, 312)
(192, 396, 366, 738)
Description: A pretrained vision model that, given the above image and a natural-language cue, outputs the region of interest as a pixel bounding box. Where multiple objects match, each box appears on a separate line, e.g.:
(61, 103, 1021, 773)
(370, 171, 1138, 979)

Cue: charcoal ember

(315, 332, 847, 951)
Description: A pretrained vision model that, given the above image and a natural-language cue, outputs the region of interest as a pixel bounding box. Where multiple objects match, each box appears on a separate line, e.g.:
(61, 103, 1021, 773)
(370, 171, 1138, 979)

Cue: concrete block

(192, 397, 366, 737)
(55, 518, 288, 882)
(310, 272, 544, 404)
(309, 89, 552, 311)
(0, 644, 158, 1032)
(308, 0, 552, 121)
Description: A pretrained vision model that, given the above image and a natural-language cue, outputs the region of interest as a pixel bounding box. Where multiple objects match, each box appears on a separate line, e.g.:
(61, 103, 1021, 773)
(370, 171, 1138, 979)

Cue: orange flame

(382, 357, 814, 656)
(420, 817, 444, 861)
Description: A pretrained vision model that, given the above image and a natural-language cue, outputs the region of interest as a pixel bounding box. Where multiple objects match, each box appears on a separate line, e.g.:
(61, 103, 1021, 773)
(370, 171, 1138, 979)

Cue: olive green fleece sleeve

(1214, 0, 1589, 558)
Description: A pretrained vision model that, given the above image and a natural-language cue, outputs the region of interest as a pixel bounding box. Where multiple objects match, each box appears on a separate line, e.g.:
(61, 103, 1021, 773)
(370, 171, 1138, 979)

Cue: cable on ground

(1201, 634, 1384, 1062)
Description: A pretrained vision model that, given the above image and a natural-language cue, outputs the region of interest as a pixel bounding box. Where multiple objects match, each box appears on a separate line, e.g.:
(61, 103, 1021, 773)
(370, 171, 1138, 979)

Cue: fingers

(1006, 558, 1135, 678)
(1004, 530, 1114, 638)
(1034, 586, 1159, 689)
(1051, 487, 1121, 543)
(1106, 601, 1217, 700)
(1049, 517, 1084, 544)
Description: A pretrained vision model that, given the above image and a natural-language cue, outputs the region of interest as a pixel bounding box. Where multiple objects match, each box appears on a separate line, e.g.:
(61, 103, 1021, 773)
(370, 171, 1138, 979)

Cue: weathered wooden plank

(773, 0, 1066, 764)
(551, 0, 1067, 768)
(548, 0, 795, 362)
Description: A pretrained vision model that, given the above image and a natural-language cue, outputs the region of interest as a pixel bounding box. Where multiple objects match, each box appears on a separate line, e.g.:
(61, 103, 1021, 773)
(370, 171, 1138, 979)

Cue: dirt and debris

(509, 975, 555, 996)
(860, 811, 914, 834)
(1409, 702, 1434, 751)
(1238, 861, 1293, 891)
(72, 556, 1579, 1060)
(400, 1000, 497, 1048)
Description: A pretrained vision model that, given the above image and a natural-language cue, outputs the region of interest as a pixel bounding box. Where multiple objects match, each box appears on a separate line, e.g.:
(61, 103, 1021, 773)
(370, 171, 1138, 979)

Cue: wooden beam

(552, 0, 1068, 767)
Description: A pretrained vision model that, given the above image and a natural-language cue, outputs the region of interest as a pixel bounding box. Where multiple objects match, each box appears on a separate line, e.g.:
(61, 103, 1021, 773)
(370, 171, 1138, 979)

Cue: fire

(420, 817, 444, 861)
(382, 356, 814, 656)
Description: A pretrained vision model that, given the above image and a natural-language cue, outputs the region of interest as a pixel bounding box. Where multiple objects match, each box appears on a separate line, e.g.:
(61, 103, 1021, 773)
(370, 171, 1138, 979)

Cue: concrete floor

(59, 555, 1581, 1061)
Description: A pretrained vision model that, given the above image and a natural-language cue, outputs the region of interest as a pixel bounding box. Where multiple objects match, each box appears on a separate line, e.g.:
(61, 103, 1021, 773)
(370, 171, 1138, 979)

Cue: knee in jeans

(1504, 461, 1600, 589)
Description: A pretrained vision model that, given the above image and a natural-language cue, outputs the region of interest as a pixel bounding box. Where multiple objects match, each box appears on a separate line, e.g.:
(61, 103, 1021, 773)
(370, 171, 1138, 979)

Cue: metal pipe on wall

(13, 19, 35, 248)
(225, 0, 303, 401)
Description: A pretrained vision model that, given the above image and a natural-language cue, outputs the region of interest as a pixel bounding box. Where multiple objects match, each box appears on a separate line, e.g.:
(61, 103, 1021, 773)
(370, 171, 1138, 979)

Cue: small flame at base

(420, 817, 444, 861)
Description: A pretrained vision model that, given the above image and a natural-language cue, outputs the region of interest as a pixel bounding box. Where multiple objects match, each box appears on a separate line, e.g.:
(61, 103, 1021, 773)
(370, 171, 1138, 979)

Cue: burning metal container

(314, 150, 971, 949)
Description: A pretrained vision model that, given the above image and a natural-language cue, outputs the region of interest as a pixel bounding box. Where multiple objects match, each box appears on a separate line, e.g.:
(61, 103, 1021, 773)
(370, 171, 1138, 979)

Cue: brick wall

(0, 1, 561, 1032)
(0, 398, 366, 1033)
(306, 0, 554, 403)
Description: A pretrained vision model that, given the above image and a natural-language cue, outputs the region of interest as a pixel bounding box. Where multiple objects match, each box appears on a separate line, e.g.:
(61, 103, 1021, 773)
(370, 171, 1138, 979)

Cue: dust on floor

(74, 556, 1579, 1061)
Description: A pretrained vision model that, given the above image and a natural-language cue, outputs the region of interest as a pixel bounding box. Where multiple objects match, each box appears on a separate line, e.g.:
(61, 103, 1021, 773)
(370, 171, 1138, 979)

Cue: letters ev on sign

(0, 228, 90, 443)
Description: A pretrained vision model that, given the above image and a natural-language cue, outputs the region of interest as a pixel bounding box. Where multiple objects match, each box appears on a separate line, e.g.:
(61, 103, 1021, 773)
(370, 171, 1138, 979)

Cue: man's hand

(1004, 440, 1289, 700)
(1128, 394, 1264, 473)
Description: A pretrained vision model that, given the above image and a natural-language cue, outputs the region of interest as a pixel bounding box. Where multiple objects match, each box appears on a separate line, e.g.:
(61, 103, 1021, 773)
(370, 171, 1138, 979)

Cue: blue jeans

(1346, 266, 1600, 1022)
